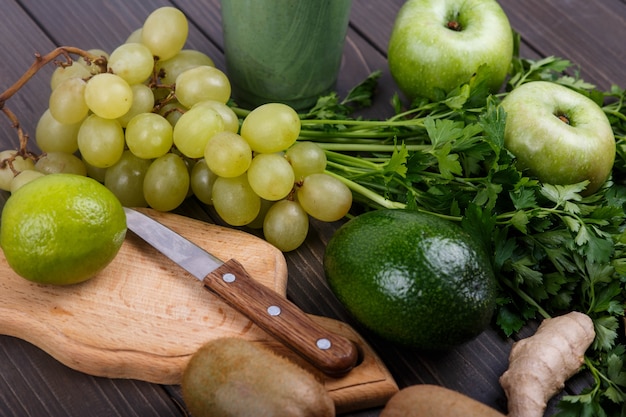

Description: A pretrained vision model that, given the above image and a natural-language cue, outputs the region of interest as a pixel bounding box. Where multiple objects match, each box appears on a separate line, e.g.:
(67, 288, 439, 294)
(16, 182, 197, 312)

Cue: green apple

(501, 81, 615, 195)
(388, 0, 514, 101)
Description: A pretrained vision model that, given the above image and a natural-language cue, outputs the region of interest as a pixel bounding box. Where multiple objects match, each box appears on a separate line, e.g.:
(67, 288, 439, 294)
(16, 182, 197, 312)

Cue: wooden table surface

(0, 1, 624, 416)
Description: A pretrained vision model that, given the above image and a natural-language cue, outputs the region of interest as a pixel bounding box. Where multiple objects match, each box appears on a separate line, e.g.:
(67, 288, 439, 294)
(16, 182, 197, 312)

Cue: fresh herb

(234, 53, 626, 416)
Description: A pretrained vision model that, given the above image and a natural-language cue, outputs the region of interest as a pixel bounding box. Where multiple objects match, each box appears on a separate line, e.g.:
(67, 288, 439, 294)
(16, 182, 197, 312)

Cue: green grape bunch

(0, 6, 353, 252)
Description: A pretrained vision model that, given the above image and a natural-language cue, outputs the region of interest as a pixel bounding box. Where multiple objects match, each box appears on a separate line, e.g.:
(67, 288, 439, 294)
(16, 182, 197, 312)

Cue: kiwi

(380, 385, 505, 417)
(182, 337, 335, 417)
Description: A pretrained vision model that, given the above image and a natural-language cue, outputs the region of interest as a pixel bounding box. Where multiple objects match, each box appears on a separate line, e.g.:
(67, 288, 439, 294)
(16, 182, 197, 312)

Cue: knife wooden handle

(203, 259, 359, 375)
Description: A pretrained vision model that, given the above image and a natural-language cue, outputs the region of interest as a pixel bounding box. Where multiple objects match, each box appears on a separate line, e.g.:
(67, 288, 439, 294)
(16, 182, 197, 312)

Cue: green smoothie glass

(220, 0, 352, 110)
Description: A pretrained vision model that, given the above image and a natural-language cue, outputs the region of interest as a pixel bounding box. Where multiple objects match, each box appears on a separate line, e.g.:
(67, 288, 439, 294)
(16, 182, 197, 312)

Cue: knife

(123, 207, 358, 376)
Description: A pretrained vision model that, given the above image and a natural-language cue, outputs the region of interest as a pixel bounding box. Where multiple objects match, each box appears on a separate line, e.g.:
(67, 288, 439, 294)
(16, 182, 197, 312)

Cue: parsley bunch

(251, 51, 626, 416)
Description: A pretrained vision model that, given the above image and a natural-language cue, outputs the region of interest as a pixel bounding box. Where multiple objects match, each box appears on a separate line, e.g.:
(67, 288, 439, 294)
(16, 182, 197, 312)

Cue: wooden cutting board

(0, 208, 397, 414)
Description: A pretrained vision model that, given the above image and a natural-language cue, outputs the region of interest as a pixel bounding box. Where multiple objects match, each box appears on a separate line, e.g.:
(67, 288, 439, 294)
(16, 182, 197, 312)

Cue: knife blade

(123, 207, 358, 375)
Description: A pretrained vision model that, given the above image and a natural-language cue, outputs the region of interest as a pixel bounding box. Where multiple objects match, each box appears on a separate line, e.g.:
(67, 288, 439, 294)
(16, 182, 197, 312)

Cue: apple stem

(447, 20, 462, 31)
(556, 113, 571, 125)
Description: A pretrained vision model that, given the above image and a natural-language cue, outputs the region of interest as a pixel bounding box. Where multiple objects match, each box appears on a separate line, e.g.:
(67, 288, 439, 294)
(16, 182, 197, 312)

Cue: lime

(0, 173, 126, 285)
(324, 209, 496, 350)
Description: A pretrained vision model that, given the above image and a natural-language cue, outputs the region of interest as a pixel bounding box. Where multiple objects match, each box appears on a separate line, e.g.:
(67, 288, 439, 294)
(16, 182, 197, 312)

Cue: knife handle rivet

(316, 338, 332, 350)
(222, 273, 236, 283)
(267, 305, 281, 316)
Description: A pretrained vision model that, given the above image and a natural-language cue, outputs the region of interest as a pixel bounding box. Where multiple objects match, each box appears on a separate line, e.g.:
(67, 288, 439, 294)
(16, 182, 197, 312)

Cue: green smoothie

(220, 0, 352, 110)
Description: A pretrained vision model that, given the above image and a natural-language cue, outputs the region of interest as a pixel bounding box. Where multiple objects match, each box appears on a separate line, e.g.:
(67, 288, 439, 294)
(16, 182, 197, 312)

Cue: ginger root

(499, 311, 595, 417)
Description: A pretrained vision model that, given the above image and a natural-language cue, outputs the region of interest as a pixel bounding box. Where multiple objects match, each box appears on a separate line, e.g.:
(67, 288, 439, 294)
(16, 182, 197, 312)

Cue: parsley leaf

(294, 54, 626, 414)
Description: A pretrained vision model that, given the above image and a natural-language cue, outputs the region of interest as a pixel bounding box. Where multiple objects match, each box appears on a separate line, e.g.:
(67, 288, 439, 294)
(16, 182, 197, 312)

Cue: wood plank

(0, 0, 55, 150)
(0, 336, 183, 416)
(0, 1, 624, 416)
(499, 0, 626, 90)
(18, 0, 225, 68)
(347, 0, 403, 58)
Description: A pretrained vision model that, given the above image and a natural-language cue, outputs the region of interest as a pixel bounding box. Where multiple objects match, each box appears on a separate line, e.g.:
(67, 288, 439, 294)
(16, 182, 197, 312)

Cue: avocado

(324, 209, 496, 350)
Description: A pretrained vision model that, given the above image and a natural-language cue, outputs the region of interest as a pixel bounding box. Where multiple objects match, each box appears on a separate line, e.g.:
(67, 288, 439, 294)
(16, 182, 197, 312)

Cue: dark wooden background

(0, 1, 624, 416)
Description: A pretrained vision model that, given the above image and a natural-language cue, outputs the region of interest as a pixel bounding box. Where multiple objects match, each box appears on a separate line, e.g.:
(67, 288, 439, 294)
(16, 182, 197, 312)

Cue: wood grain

(0, 209, 397, 413)
(499, 0, 626, 91)
(0, 0, 623, 416)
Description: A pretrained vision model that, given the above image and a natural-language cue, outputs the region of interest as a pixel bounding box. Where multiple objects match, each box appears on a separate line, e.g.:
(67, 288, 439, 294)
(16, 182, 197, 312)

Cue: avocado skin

(324, 209, 496, 350)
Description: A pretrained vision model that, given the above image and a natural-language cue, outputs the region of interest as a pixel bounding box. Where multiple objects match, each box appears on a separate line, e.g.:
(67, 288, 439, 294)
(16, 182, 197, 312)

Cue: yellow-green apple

(501, 81, 615, 195)
(388, 0, 514, 101)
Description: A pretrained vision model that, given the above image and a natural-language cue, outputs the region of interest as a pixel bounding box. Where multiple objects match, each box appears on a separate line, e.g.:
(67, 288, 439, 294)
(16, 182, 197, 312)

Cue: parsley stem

(300, 118, 424, 127)
(604, 108, 626, 123)
(324, 170, 406, 210)
(299, 129, 412, 140)
(501, 277, 551, 320)
(315, 142, 430, 152)
(326, 160, 380, 175)
(581, 355, 626, 406)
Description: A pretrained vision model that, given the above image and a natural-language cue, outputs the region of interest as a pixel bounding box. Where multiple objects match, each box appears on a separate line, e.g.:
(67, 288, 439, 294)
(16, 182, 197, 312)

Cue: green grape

(158, 100, 186, 127)
(84, 73, 133, 119)
(173, 105, 224, 158)
(156, 49, 215, 85)
(212, 174, 261, 226)
(240, 103, 300, 153)
(77, 48, 110, 75)
(125, 28, 142, 43)
(35, 109, 81, 153)
(194, 100, 239, 133)
(263, 200, 309, 252)
(247, 153, 295, 201)
(152, 85, 172, 103)
(181, 155, 196, 198)
(204, 131, 251, 178)
(104, 150, 151, 207)
(190, 159, 219, 205)
(10, 170, 45, 193)
(141, 7, 188, 61)
(77, 114, 125, 168)
(84, 159, 108, 183)
(125, 112, 173, 159)
(49, 77, 89, 124)
(246, 198, 274, 229)
(175, 66, 231, 107)
(107, 42, 154, 85)
(143, 153, 190, 211)
(285, 141, 327, 181)
(117, 83, 155, 127)
(35, 152, 87, 176)
(296, 173, 352, 222)
(50, 63, 91, 90)
(0, 150, 36, 191)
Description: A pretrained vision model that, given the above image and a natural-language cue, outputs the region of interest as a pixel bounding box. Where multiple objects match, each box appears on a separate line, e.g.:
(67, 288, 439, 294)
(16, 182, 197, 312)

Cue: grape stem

(0, 46, 105, 160)
(0, 46, 105, 109)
